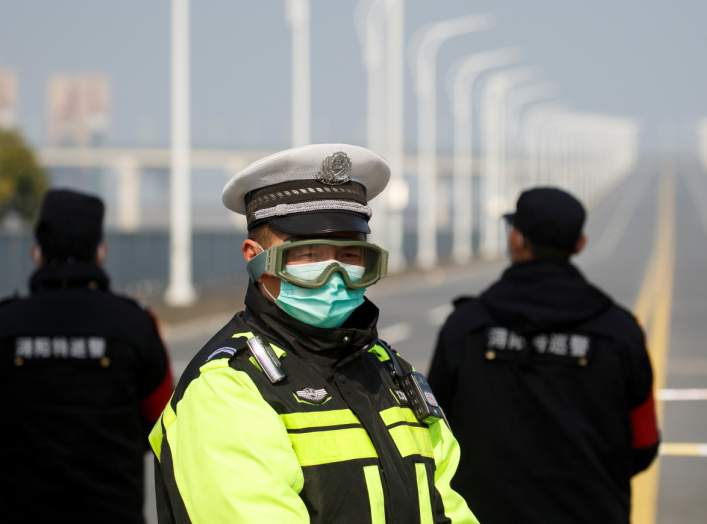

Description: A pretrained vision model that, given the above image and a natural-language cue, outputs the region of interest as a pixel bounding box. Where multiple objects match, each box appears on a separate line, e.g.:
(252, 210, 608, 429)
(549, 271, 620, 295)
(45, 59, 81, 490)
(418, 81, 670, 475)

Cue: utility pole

(411, 14, 494, 268)
(384, 0, 407, 272)
(165, 0, 196, 306)
(286, 0, 311, 146)
(479, 68, 532, 259)
(448, 48, 520, 263)
(356, 0, 387, 248)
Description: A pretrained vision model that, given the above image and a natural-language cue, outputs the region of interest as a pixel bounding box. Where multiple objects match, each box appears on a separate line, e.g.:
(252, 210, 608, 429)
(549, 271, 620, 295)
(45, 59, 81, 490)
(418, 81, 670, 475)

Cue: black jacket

(0, 261, 173, 524)
(428, 260, 659, 524)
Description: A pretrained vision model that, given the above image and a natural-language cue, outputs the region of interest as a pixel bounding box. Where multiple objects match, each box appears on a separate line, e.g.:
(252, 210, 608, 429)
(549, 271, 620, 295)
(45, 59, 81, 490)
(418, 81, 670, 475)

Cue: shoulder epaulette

(204, 332, 252, 363)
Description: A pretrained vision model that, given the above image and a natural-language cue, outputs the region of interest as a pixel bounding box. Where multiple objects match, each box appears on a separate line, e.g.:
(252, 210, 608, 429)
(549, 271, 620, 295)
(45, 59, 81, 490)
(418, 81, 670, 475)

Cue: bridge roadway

(148, 160, 707, 524)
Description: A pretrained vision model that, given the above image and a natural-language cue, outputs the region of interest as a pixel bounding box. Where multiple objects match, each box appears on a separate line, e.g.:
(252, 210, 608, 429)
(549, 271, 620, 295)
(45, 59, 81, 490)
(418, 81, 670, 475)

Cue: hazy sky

(1, 0, 705, 151)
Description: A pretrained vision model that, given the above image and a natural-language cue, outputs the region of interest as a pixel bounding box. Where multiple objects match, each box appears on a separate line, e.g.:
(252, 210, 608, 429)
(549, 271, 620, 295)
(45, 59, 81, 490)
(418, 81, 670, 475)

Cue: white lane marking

(379, 321, 412, 345)
(660, 443, 707, 457)
(427, 303, 453, 327)
(658, 388, 707, 401)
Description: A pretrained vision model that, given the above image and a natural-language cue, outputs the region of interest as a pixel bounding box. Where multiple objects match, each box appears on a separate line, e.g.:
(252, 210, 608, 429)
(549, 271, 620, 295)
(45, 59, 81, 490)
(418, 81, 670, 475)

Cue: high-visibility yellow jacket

(150, 304, 478, 524)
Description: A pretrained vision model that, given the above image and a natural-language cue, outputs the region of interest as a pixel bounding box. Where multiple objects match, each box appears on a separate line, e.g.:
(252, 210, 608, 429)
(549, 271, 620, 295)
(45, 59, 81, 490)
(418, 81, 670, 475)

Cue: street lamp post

(117, 155, 141, 232)
(522, 103, 566, 186)
(286, 0, 311, 147)
(356, 0, 386, 154)
(542, 112, 588, 193)
(507, 83, 557, 158)
(505, 83, 557, 198)
(355, 0, 387, 248)
(355, 0, 407, 271)
(165, 0, 196, 306)
(479, 67, 533, 259)
(384, 0, 407, 272)
(524, 109, 639, 205)
(410, 14, 494, 269)
(448, 47, 520, 264)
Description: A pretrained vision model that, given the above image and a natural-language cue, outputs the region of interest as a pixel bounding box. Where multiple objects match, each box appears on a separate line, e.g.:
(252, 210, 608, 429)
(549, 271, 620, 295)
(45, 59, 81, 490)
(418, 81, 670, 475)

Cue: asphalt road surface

(147, 159, 706, 524)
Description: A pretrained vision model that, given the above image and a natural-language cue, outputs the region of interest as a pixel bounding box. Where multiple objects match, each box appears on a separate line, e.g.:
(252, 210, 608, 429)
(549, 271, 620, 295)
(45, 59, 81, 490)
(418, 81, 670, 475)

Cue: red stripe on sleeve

(141, 364, 174, 423)
(140, 308, 174, 422)
(630, 391, 659, 448)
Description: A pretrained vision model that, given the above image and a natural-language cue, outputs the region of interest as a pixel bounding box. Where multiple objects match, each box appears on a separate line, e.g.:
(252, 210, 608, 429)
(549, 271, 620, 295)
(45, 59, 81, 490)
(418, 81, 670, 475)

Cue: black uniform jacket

(0, 261, 173, 524)
(428, 260, 659, 524)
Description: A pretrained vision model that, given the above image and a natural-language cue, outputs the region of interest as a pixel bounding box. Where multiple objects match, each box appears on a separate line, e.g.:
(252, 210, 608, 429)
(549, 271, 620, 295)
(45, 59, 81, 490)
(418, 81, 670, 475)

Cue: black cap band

(245, 180, 370, 231)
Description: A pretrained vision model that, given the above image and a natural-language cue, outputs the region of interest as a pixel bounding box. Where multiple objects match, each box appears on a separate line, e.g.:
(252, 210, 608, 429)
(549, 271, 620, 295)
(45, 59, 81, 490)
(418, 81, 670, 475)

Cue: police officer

(150, 144, 477, 523)
(428, 187, 659, 524)
(0, 189, 173, 524)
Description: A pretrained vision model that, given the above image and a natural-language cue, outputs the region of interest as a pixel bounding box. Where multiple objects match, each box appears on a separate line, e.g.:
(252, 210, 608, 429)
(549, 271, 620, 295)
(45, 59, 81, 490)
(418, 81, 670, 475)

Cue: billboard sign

(47, 73, 110, 146)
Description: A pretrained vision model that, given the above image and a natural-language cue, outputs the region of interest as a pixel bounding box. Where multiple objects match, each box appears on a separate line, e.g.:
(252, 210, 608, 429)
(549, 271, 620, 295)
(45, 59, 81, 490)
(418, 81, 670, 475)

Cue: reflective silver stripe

(253, 200, 372, 220)
(206, 347, 237, 361)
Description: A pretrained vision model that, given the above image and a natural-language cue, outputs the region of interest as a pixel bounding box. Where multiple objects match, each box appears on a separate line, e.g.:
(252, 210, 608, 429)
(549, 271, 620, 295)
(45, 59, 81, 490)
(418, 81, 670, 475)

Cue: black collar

(480, 259, 612, 334)
(30, 261, 110, 293)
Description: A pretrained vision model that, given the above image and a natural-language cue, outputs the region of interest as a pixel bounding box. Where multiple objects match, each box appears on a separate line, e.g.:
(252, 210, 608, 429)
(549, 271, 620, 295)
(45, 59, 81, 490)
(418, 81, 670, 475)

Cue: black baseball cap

(34, 189, 105, 262)
(503, 187, 586, 251)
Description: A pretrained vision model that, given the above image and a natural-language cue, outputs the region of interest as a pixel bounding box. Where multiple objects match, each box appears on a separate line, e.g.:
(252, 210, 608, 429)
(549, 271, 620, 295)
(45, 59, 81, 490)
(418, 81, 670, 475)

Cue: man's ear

(509, 228, 526, 252)
(31, 245, 43, 266)
(573, 234, 587, 255)
(520, 233, 532, 251)
(508, 228, 534, 262)
(241, 239, 262, 262)
(96, 243, 108, 265)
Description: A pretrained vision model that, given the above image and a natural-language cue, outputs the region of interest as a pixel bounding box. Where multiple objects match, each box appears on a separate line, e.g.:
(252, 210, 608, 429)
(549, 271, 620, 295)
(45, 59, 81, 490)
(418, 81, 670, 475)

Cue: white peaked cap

(222, 143, 390, 215)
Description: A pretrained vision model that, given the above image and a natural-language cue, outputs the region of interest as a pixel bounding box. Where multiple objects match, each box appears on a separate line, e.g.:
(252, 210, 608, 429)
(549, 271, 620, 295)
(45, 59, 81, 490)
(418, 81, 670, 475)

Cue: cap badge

(316, 151, 352, 185)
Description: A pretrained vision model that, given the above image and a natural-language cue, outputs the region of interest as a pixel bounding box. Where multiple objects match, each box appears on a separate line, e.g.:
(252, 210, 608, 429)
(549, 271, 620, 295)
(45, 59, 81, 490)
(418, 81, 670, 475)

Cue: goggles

(247, 239, 388, 289)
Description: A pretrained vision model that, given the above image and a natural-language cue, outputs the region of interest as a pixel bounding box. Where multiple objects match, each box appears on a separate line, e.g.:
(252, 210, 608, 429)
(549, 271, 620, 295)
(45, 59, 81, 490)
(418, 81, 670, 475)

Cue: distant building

(0, 69, 18, 130)
(47, 74, 110, 146)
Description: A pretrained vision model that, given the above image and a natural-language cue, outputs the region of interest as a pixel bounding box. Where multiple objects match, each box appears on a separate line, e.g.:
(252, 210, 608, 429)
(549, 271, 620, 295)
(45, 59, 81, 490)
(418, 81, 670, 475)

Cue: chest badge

(294, 387, 331, 405)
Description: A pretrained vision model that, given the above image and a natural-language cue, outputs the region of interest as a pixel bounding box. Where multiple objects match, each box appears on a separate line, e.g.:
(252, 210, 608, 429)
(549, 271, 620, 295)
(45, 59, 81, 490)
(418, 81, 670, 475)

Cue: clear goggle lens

(283, 260, 366, 283)
(279, 241, 385, 288)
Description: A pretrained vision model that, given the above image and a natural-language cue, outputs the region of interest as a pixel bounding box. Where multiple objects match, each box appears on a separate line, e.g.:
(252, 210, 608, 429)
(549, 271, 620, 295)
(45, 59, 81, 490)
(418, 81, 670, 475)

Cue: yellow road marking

(631, 174, 676, 524)
(632, 178, 661, 328)
(632, 251, 658, 329)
